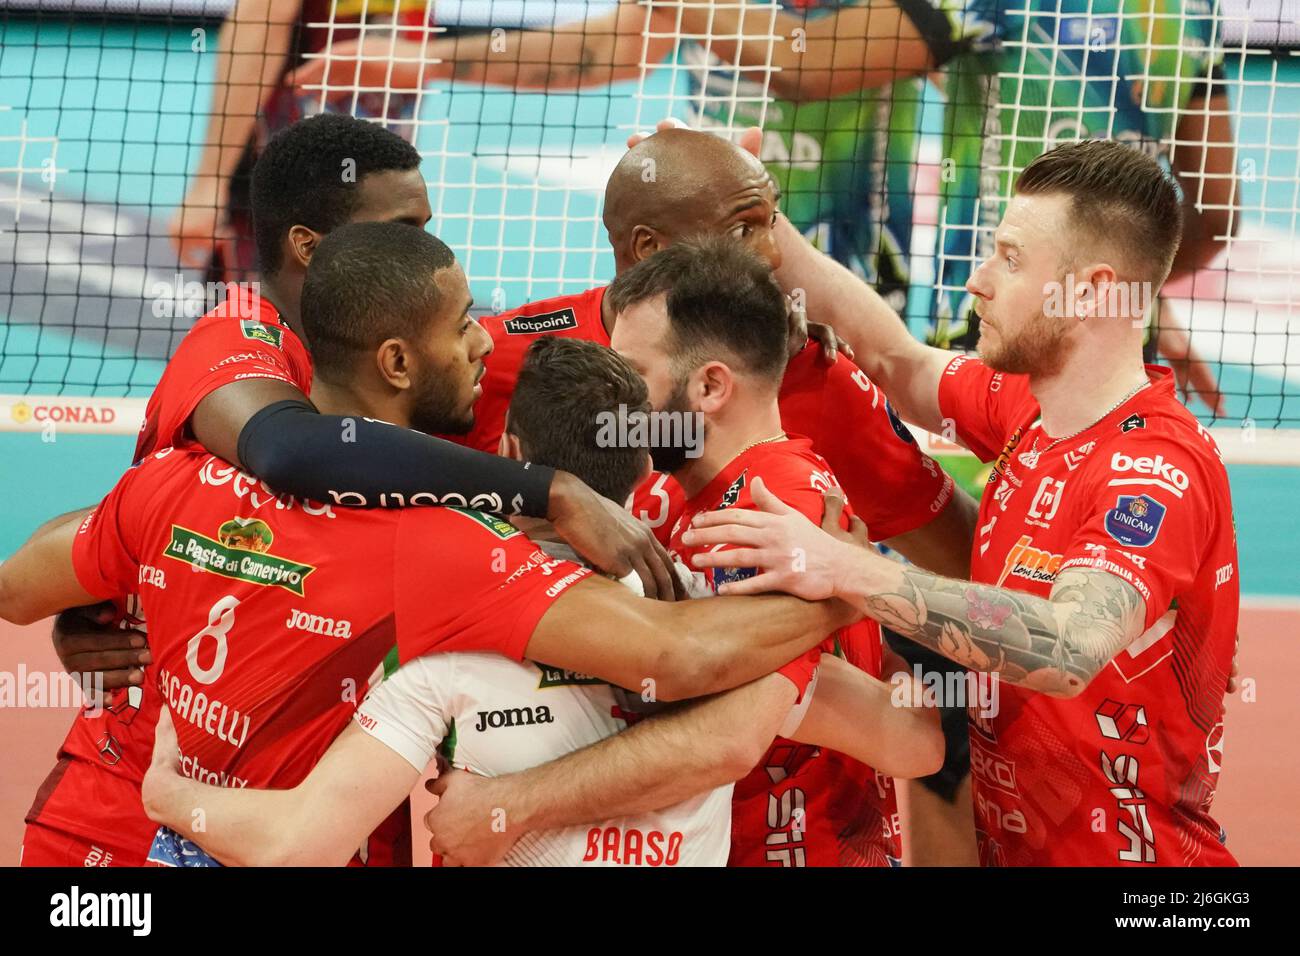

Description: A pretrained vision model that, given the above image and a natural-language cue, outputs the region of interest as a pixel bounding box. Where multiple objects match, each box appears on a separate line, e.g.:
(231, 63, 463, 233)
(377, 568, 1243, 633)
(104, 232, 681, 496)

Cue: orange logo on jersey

(997, 534, 1065, 586)
(988, 426, 1024, 485)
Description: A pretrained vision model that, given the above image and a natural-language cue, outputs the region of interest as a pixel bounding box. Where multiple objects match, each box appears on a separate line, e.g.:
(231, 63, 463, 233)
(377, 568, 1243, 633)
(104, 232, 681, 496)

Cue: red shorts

(20, 821, 147, 868)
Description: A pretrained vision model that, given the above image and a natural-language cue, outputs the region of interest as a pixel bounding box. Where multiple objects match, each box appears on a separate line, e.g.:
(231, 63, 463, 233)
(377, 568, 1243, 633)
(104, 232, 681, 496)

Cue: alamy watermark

(0, 666, 105, 715)
(148, 276, 260, 320)
(595, 404, 705, 459)
(1043, 275, 1153, 326)
(891, 665, 1000, 719)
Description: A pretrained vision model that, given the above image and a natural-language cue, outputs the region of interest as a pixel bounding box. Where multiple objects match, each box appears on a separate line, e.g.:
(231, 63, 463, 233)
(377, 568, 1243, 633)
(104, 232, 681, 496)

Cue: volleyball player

(691, 139, 1241, 866)
(23, 115, 673, 868)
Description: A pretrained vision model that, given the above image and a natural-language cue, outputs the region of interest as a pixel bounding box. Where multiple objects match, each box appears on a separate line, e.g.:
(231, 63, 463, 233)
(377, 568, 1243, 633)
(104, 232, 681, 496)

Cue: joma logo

(474, 706, 554, 732)
(285, 608, 352, 639)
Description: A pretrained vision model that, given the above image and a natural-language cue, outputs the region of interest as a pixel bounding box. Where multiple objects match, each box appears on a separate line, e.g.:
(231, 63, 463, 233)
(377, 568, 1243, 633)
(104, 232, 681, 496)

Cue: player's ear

(286, 224, 323, 272)
(376, 338, 414, 391)
(498, 430, 523, 462)
(630, 225, 663, 263)
(695, 361, 733, 414)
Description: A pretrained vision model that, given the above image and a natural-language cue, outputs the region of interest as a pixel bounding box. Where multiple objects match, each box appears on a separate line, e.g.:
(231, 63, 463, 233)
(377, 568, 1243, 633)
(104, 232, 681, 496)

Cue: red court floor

(2, 605, 1296, 867)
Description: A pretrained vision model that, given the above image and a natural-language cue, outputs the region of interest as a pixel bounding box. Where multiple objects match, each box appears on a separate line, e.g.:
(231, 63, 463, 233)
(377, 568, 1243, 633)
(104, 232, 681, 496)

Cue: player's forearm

(0, 511, 98, 626)
(790, 654, 943, 778)
(774, 214, 948, 432)
(1169, 197, 1227, 278)
(675, 2, 930, 101)
(236, 399, 555, 517)
(835, 552, 1142, 698)
(1170, 94, 1237, 277)
(654, 592, 855, 699)
(191, 0, 296, 186)
(141, 772, 323, 867)
(880, 485, 977, 579)
(438, 5, 638, 91)
(495, 678, 791, 834)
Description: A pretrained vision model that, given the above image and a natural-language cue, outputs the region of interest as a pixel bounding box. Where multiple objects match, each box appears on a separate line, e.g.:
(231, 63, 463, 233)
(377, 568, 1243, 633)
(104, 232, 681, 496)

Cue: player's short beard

(410, 364, 477, 437)
(649, 375, 702, 474)
(978, 308, 1073, 377)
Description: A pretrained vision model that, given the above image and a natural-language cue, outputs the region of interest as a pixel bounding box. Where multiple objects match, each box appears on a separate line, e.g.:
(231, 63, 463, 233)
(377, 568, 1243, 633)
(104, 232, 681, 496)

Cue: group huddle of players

(0, 109, 1240, 868)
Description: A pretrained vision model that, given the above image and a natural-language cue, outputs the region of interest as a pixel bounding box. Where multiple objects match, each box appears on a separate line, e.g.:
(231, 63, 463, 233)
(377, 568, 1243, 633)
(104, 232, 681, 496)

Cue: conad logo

(10, 401, 118, 425)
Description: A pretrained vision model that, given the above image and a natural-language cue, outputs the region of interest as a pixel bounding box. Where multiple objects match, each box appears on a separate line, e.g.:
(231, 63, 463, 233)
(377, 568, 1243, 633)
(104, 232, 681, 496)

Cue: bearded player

(420, 236, 933, 867)
(0, 224, 862, 866)
(453, 128, 975, 584)
(23, 114, 674, 869)
(133, 334, 939, 867)
(690, 139, 1240, 866)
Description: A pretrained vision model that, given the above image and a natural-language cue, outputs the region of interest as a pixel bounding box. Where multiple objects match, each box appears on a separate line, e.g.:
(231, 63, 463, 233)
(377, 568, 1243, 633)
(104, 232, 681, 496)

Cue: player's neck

(261, 275, 305, 342)
(674, 401, 784, 498)
(308, 377, 404, 428)
(1030, 345, 1149, 440)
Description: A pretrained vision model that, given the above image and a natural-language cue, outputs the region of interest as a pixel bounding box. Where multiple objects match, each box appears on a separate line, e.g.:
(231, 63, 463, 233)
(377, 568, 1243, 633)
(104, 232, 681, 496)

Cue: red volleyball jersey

(668, 436, 900, 867)
(938, 355, 1238, 867)
(27, 291, 316, 861)
(69, 446, 590, 864)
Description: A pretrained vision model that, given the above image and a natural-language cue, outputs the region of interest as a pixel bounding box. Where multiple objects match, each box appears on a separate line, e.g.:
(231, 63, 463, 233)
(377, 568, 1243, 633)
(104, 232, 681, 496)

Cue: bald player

(455, 127, 978, 584)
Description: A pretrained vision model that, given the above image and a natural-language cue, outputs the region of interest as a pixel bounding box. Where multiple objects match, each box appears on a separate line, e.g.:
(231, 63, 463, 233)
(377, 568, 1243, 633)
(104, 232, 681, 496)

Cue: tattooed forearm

(860, 565, 1146, 698)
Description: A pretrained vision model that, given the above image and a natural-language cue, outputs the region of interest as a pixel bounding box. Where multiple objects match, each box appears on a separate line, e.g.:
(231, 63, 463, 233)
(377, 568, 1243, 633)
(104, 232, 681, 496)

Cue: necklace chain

(740, 431, 787, 455)
(1028, 379, 1150, 460)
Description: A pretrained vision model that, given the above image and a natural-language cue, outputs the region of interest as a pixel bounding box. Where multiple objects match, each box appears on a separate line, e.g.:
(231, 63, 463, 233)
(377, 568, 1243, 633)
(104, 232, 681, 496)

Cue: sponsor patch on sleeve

(711, 565, 757, 592)
(885, 399, 917, 445)
(501, 307, 579, 336)
(1103, 494, 1167, 548)
(452, 508, 522, 539)
(240, 320, 284, 348)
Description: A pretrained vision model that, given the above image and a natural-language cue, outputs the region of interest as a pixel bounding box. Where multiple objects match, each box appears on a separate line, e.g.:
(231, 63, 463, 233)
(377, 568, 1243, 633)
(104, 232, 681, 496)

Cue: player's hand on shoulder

(548, 471, 682, 600)
(423, 769, 518, 867)
(819, 493, 870, 550)
(802, 320, 854, 365)
(51, 601, 150, 691)
(682, 476, 860, 601)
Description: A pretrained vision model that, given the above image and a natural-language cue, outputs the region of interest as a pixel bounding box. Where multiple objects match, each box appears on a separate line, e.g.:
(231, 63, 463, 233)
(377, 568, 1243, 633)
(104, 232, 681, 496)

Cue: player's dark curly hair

(507, 337, 651, 504)
(301, 221, 456, 377)
(250, 114, 422, 275)
(606, 234, 789, 385)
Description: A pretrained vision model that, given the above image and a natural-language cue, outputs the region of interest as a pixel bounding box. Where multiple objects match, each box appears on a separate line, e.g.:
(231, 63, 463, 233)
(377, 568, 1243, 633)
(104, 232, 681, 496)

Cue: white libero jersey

(355, 546, 732, 867)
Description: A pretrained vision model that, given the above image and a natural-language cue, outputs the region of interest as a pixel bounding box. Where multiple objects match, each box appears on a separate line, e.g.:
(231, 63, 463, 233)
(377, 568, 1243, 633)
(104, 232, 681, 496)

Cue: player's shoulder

(482, 286, 607, 341)
(399, 506, 523, 540)
(741, 436, 841, 518)
(396, 508, 579, 579)
(128, 443, 212, 481)
(787, 344, 893, 418)
(1083, 397, 1229, 506)
(171, 293, 299, 360)
(98, 445, 214, 521)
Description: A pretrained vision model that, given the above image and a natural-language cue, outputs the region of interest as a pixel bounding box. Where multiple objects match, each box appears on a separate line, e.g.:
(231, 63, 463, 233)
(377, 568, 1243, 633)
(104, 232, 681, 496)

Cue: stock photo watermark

(595, 404, 705, 459)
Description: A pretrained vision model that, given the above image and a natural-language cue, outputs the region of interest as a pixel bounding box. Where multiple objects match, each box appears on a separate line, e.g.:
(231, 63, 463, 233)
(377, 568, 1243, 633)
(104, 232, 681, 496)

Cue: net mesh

(0, 0, 1297, 454)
